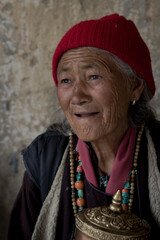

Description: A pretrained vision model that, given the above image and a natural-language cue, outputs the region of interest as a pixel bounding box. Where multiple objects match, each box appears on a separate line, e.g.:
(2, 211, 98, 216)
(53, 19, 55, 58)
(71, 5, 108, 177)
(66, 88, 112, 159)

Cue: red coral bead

(122, 204, 128, 211)
(76, 166, 83, 172)
(75, 181, 84, 189)
(127, 176, 130, 182)
(122, 189, 129, 193)
(76, 198, 85, 207)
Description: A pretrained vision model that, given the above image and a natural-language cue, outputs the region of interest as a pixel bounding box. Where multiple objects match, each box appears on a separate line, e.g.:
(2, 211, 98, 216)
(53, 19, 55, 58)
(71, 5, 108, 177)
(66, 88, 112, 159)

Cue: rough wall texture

(0, 0, 160, 238)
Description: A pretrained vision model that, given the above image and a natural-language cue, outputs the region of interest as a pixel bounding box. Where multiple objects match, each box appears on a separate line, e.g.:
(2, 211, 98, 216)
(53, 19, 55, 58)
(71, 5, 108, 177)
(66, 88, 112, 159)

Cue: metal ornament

(132, 99, 136, 105)
(75, 190, 151, 240)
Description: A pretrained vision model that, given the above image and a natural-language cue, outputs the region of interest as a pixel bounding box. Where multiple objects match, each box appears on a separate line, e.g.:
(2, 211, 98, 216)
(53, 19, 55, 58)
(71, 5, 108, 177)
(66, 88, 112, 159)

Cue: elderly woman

(7, 14, 160, 240)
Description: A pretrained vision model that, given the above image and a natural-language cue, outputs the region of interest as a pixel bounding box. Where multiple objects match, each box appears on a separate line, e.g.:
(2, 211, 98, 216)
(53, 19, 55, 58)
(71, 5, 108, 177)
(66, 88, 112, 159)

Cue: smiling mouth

(75, 112, 99, 118)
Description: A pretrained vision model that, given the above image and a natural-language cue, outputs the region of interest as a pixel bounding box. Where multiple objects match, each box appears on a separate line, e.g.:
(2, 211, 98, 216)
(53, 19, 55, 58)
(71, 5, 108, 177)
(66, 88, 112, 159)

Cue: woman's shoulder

(147, 118, 160, 138)
(147, 118, 160, 170)
(22, 127, 69, 164)
(21, 123, 70, 199)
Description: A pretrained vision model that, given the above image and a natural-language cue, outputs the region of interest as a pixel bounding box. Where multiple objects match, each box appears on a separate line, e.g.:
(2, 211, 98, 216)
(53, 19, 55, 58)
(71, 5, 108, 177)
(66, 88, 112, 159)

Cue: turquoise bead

(124, 181, 130, 189)
(78, 161, 82, 166)
(122, 192, 129, 204)
(78, 206, 84, 212)
(76, 173, 82, 181)
(122, 198, 129, 204)
(77, 189, 84, 198)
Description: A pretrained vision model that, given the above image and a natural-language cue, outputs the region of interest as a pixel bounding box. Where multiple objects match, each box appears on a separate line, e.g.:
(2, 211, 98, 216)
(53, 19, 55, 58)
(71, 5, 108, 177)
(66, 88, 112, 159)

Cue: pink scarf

(77, 127, 137, 195)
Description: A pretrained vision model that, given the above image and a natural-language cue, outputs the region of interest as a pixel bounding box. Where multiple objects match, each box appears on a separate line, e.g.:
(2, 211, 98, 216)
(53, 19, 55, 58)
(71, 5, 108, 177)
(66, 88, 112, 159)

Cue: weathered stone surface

(0, 0, 160, 238)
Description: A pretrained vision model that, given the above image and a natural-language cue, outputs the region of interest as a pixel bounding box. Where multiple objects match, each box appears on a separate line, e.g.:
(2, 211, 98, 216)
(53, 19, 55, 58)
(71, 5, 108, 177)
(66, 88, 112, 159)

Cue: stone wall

(0, 0, 160, 238)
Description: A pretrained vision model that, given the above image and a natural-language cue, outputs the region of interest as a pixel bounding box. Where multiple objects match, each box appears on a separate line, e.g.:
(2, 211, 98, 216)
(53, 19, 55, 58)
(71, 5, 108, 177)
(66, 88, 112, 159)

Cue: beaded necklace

(69, 124, 145, 218)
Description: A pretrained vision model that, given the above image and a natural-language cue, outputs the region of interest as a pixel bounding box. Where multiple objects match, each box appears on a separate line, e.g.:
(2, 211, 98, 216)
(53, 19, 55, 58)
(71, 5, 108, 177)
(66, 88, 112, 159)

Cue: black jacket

(7, 119, 160, 239)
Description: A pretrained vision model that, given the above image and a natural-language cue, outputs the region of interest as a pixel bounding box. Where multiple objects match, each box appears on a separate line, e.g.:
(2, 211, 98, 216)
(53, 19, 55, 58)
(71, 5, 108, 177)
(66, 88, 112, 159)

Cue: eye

(90, 75, 101, 80)
(60, 78, 71, 84)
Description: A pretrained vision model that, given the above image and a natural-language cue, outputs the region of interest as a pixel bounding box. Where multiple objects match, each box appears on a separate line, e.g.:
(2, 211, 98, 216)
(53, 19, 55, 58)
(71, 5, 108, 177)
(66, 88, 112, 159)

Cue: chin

(72, 125, 101, 142)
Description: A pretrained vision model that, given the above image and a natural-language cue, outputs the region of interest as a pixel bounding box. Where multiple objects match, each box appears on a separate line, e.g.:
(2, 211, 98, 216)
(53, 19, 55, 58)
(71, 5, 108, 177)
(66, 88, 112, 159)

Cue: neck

(90, 125, 128, 175)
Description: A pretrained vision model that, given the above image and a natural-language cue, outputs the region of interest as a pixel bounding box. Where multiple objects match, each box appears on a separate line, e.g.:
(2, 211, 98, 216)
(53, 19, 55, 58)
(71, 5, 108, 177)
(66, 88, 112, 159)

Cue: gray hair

(128, 80, 155, 128)
(87, 47, 155, 128)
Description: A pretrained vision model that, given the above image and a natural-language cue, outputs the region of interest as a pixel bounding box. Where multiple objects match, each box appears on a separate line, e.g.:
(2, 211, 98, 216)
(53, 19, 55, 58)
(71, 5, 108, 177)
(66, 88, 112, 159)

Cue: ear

(131, 79, 144, 102)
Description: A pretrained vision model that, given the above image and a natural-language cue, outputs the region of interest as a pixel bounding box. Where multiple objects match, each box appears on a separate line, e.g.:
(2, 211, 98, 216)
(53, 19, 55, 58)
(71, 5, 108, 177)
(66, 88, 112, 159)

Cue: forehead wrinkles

(57, 49, 114, 74)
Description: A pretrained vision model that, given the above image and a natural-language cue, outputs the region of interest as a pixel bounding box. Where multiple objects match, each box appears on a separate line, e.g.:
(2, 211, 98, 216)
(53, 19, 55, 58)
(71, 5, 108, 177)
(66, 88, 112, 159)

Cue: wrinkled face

(57, 48, 133, 142)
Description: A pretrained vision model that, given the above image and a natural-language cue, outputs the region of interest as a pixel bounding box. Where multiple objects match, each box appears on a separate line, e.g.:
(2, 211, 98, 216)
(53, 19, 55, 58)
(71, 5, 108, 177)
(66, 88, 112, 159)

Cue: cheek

(57, 88, 70, 111)
(102, 84, 130, 123)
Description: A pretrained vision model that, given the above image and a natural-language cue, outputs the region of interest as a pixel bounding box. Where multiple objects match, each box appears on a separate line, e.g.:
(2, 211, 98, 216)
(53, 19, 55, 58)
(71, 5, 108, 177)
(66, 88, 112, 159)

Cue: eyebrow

(81, 63, 97, 69)
(57, 67, 70, 75)
(57, 63, 98, 75)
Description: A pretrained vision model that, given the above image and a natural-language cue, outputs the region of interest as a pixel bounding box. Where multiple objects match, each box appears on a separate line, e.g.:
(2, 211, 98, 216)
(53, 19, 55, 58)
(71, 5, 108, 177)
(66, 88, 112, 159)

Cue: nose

(71, 81, 91, 106)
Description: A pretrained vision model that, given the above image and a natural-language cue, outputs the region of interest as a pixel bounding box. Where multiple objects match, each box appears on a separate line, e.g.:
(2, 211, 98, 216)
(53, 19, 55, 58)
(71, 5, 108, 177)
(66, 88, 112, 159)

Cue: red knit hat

(52, 14, 155, 97)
